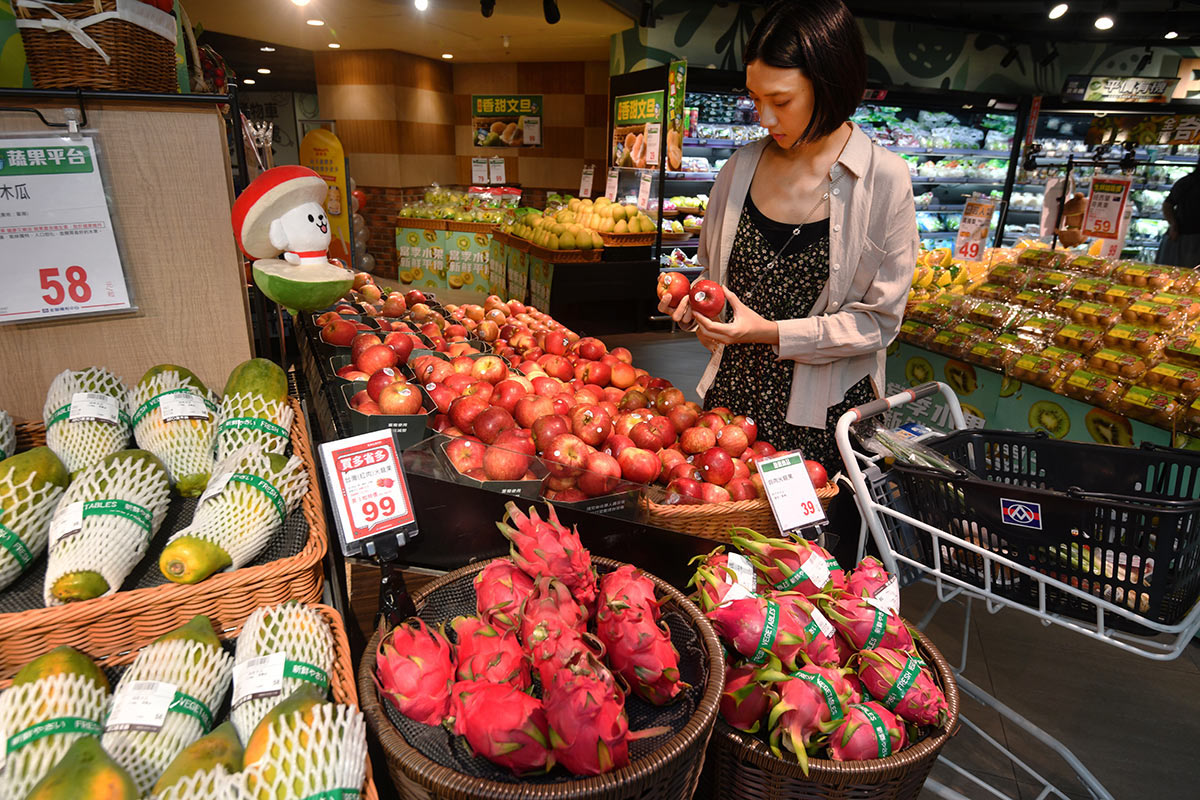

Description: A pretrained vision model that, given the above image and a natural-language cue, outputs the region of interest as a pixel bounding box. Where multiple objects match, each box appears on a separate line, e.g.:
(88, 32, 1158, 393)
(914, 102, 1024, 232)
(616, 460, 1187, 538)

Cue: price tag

(68, 392, 120, 425)
(488, 157, 506, 185)
(231, 652, 285, 708)
(810, 606, 836, 639)
(637, 172, 653, 212)
(605, 168, 619, 201)
(105, 680, 177, 733)
(579, 165, 595, 199)
(198, 472, 233, 506)
(159, 392, 209, 422)
(877, 575, 900, 615)
(718, 581, 756, 607)
(643, 122, 662, 166)
(725, 552, 757, 592)
(318, 429, 417, 557)
(1082, 174, 1132, 240)
(0, 135, 132, 324)
(953, 196, 995, 261)
(48, 501, 83, 548)
(470, 157, 489, 184)
(800, 552, 831, 591)
(758, 452, 827, 533)
(521, 116, 541, 146)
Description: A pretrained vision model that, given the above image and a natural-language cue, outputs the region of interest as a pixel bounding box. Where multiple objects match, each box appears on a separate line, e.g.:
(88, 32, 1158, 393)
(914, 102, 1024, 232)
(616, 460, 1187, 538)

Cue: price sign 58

(40, 266, 92, 305)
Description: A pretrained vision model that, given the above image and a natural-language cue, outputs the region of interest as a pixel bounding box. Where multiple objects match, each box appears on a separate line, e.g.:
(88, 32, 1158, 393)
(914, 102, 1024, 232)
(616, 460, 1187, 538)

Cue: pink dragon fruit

(827, 701, 908, 761)
(596, 605, 688, 705)
(759, 660, 862, 774)
(450, 616, 531, 690)
(731, 527, 846, 596)
(447, 679, 553, 775)
(855, 648, 948, 727)
(688, 547, 754, 612)
(772, 592, 842, 668)
(846, 556, 891, 599)
(823, 594, 915, 653)
(599, 564, 661, 619)
(474, 558, 535, 634)
(528, 627, 605, 688)
(521, 576, 585, 642)
(719, 662, 772, 733)
(497, 501, 597, 613)
(544, 661, 632, 775)
(375, 618, 456, 726)
(706, 594, 810, 672)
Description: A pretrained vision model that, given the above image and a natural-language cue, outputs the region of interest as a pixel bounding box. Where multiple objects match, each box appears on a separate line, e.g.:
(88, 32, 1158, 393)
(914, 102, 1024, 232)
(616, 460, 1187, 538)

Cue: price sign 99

(40, 266, 92, 305)
(361, 496, 396, 523)
(320, 430, 417, 552)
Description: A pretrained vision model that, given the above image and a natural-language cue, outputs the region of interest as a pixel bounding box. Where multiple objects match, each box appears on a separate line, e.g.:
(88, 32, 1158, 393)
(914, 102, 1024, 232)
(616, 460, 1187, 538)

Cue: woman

(659, 0, 916, 472)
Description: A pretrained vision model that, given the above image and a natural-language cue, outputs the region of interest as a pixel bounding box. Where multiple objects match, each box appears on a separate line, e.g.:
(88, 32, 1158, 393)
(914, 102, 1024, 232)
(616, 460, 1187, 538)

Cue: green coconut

(252, 260, 354, 313)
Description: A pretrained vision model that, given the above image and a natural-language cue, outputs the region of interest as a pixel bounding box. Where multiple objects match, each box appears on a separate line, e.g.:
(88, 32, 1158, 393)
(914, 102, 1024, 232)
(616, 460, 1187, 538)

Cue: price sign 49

(40, 266, 91, 305)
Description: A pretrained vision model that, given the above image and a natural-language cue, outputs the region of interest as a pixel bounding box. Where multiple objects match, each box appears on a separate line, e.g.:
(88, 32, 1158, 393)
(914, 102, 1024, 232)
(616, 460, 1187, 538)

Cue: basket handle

(848, 381, 948, 423)
(177, 3, 212, 93)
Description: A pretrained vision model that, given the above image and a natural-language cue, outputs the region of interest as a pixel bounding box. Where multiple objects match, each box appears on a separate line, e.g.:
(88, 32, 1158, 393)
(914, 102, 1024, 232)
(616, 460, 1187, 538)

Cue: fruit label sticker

(105, 680, 177, 733)
(878, 576, 900, 615)
(725, 552, 757, 592)
(159, 391, 210, 422)
(198, 472, 234, 506)
(605, 168, 619, 202)
(579, 165, 595, 199)
(1083, 174, 1132, 241)
(69, 392, 119, 425)
(809, 605, 836, 639)
(319, 429, 418, 557)
(637, 172, 653, 213)
(488, 157, 506, 185)
(470, 157, 489, 184)
(801, 552, 831, 591)
(232, 652, 286, 708)
(718, 581, 755, 607)
(757, 452, 827, 533)
(48, 501, 83, 547)
(954, 196, 995, 262)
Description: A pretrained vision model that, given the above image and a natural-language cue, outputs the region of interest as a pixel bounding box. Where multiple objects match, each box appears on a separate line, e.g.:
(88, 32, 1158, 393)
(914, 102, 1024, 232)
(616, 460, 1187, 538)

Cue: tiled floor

(618, 330, 1200, 800)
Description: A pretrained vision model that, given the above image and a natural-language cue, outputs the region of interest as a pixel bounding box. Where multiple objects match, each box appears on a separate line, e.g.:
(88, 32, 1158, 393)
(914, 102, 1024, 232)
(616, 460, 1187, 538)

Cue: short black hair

(744, 0, 866, 143)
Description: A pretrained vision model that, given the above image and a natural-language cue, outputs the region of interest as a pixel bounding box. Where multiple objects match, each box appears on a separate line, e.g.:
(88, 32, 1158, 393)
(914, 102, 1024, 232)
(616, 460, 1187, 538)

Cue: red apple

(667, 405, 699, 433)
(552, 488, 589, 503)
(335, 366, 370, 381)
(539, 354, 574, 381)
(448, 395, 489, 435)
(448, 355, 474, 375)
(545, 433, 589, 479)
(570, 405, 613, 447)
(355, 344, 398, 375)
(680, 426, 717, 455)
(654, 387, 686, 415)
(697, 412, 727, 431)
(531, 376, 562, 398)
(350, 332, 383, 361)
(383, 331, 415, 363)
(321, 318, 358, 346)
(315, 311, 340, 326)
(630, 421, 664, 452)
(491, 379, 526, 413)
(698, 446, 735, 486)
(730, 415, 758, 444)
(617, 446, 659, 484)
(716, 425, 749, 457)
(608, 362, 636, 389)
(442, 373, 474, 395)
(405, 289, 427, 306)
(806, 459, 829, 489)
(470, 355, 509, 385)
(366, 368, 404, 402)
(544, 332, 570, 355)
(701, 482, 732, 504)
(472, 405, 516, 444)
(667, 462, 703, 483)
(602, 434, 635, 458)
(750, 440, 778, 459)
(514, 394, 555, 429)
(532, 414, 571, 454)
(575, 337, 607, 361)
(665, 477, 704, 504)
(349, 389, 371, 409)
(445, 436, 486, 474)
(618, 389, 649, 412)
(545, 474, 578, 492)
(689, 279, 726, 318)
(727, 477, 759, 501)
(656, 271, 690, 308)
(580, 361, 611, 387)
(476, 320, 500, 341)
(461, 381, 494, 403)
(425, 383, 456, 413)
(578, 451, 621, 497)
(647, 415, 676, 448)
(378, 382, 423, 415)
(610, 346, 632, 364)
(483, 429, 535, 480)
(357, 400, 382, 415)
(381, 295, 407, 317)
(731, 459, 752, 482)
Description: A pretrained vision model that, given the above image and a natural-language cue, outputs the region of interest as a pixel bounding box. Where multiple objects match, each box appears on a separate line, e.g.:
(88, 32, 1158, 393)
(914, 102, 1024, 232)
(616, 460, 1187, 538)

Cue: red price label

(959, 241, 980, 259)
(360, 496, 396, 523)
(39, 266, 92, 305)
(320, 431, 416, 550)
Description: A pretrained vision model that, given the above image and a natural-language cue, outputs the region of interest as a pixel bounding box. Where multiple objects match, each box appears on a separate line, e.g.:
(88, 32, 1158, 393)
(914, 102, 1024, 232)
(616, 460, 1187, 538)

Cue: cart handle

(847, 381, 966, 427)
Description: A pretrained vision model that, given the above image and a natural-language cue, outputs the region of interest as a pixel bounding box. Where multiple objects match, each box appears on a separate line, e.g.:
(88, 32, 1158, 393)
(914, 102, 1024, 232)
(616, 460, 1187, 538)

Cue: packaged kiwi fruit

(1067, 301, 1121, 329)
(1012, 312, 1066, 339)
(1013, 289, 1056, 311)
(1148, 292, 1200, 321)
(1168, 269, 1200, 295)
(947, 320, 995, 341)
(1061, 369, 1125, 410)
(1006, 353, 1065, 390)
(1087, 348, 1152, 382)
(928, 329, 976, 359)
(1142, 362, 1200, 399)
(1026, 269, 1076, 295)
(1053, 297, 1083, 318)
(1040, 345, 1087, 373)
(987, 262, 1028, 288)
(1164, 333, 1200, 367)
(1052, 323, 1105, 354)
(1113, 261, 1176, 291)
(1098, 283, 1150, 309)
(1067, 254, 1114, 276)
(1017, 248, 1067, 269)
(970, 282, 1016, 302)
(897, 319, 938, 347)
(906, 301, 953, 327)
(965, 340, 1018, 371)
(1182, 395, 1200, 433)
(1102, 324, 1163, 358)
(1118, 384, 1183, 428)
(1067, 276, 1113, 301)
(1121, 300, 1186, 331)
(967, 300, 1015, 328)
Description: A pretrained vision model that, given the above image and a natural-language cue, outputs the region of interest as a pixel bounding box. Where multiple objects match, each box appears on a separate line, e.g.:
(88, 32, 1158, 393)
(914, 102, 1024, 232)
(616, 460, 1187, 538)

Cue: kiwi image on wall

(475, 118, 525, 147)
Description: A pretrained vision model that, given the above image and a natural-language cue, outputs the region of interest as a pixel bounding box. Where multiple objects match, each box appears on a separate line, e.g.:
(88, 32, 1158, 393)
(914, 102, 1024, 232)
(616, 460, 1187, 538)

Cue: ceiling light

(442, 53, 454, 59)
(543, 0, 560, 24)
(1048, 2, 1068, 18)
(481, 0, 495, 16)
(290, 0, 309, 5)
(260, 46, 275, 52)
(1094, 14, 1114, 29)
(1166, 31, 1179, 39)
(414, 0, 428, 9)
(243, 78, 256, 85)
(328, 42, 341, 48)
(257, 68, 271, 74)
(306, 18, 324, 26)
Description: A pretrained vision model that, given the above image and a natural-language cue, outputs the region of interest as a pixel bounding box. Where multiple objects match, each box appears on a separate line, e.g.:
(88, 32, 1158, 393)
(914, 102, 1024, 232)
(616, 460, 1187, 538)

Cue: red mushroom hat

(231, 165, 328, 260)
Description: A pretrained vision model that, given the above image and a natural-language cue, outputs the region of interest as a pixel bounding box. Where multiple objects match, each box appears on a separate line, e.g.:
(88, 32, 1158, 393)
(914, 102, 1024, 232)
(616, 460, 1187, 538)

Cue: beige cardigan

(695, 125, 918, 429)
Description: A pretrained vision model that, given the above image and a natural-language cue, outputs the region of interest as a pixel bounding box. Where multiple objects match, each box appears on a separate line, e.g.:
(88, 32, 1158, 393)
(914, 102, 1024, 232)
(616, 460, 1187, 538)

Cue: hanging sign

(954, 195, 996, 261)
(1082, 175, 1132, 240)
(605, 168, 620, 201)
(472, 95, 544, 148)
(488, 157, 506, 185)
(471, 157, 489, 184)
(1062, 75, 1177, 104)
(579, 165, 595, 198)
(300, 129, 352, 265)
(757, 451, 827, 533)
(319, 429, 418, 558)
(612, 90, 663, 167)
(0, 135, 133, 324)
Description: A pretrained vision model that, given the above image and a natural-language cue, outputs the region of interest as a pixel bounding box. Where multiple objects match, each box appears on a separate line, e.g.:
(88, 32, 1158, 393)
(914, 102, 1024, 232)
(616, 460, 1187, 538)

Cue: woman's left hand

(692, 288, 780, 346)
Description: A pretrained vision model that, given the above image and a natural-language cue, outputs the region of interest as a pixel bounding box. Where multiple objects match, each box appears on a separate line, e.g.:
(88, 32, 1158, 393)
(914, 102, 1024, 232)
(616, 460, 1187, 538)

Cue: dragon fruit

(521, 576, 585, 643)
(450, 616, 531, 690)
(544, 659, 631, 775)
(688, 549, 738, 612)
(447, 679, 553, 775)
(758, 660, 862, 774)
(731, 527, 845, 596)
(598, 564, 661, 619)
(823, 594, 915, 653)
(827, 702, 907, 761)
(375, 619, 456, 726)
(856, 648, 948, 727)
(497, 501, 597, 613)
(475, 559, 535, 634)
(706, 594, 810, 672)
(528, 627, 605, 688)
(846, 556, 891, 599)
(719, 662, 772, 733)
(596, 604, 688, 705)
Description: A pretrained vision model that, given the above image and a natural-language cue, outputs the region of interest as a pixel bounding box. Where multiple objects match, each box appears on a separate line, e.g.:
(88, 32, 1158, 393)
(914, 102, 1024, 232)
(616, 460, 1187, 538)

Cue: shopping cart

(834, 381, 1200, 800)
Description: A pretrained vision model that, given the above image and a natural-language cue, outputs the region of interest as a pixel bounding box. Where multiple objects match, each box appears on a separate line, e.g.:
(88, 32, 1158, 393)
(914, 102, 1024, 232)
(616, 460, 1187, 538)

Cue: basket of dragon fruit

(358, 500, 725, 800)
(688, 531, 960, 800)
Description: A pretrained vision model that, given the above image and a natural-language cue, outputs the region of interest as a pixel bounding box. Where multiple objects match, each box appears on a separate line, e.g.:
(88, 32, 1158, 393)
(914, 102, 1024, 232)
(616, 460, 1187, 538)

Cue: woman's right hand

(659, 292, 696, 329)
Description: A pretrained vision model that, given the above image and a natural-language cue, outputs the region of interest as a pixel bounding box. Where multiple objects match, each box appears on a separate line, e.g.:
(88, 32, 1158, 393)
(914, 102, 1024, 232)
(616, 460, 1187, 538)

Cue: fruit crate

(640, 484, 839, 544)
(600, 231, 657, 247)
(358, 556, 723, 800)
(527, 243, 604, 263)
(888, 429, 1200, 632)
(0, 395, 328, 680)
(397, 218, 448, 231)
(445, 220, 497, 234)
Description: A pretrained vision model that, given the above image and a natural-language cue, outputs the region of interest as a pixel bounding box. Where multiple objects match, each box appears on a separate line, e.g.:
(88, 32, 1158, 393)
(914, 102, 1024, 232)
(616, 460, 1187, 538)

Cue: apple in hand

(378, 382, 424, 415)
(689, 279, 726, 318)
(657, 271, 690, 308)
(578, 451, 621, 497)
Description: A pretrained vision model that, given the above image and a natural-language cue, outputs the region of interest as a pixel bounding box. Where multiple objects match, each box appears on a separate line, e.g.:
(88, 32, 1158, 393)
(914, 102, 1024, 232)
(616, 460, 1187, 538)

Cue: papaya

(153, 614, 222, 650)
(151, 721, 243, 797)
(243, 684, 329, 767)
(0, 446, 69, 589)
(222, 358, 288, 403)
(25, 737, 138, 800)
(137, 364, 208, 395)
(13, 645, 108, 691)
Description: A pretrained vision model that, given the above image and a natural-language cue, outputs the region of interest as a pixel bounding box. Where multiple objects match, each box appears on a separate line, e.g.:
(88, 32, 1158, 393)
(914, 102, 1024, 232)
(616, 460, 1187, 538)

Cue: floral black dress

(705, 191, 875, 473)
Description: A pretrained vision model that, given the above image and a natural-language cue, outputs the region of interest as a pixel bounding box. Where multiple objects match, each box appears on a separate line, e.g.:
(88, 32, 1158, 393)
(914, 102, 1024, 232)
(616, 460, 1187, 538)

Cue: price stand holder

(318, 429, 418, 560)
(579, 165, 595, 198)
(954, 194, 995, 262)
(757, 450, 827, 538)
(605, 168, 620, 201)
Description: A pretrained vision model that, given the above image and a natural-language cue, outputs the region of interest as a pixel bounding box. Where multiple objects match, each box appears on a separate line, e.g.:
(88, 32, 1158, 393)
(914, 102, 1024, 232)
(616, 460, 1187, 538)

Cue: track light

(543, 0, 560, 24)
(1040, 47, 1059, 67)
(481, 0, 495, 16)
(1137, 47, 1152, 71)
(1048, 2, 1068, 19)
(1000, 47, 1018, 68)
(1094, 0, 1115, 30)
(414, 0, 428, 10)
(1165, 30, 1179, 39)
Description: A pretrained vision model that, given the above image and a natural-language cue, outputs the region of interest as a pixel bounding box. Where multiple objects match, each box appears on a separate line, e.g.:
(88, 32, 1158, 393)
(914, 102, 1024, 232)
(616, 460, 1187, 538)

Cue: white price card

(521, 116, 541, 146)
(725, 552, 757, 592)
(470, 157, 489, 184)
(69, 392, 119, 425)
(637, 172, 653, 212)
(605, 168, 620, 201)
(159, 392, 209, 422)
(0, 135, 132, 324)
(1083, 174, 1132, 240)
(644, 122, 662, 167)
(954, 196, 995, 261)
(579, 165, 595, 199)
(809, 606, 836, 639)
(718, 581, 756, 607)
(877, 575, 900, 615)
(757, 452, 827, 532)
(319, 429, 416, 552)
(105, 680, 177, 733)
(231, 652, 285, 708)
(488, 157, 506, 185)
(198, 472, 233, 506)
(48, 501, 83, 548)
(800, 552, 831, 591)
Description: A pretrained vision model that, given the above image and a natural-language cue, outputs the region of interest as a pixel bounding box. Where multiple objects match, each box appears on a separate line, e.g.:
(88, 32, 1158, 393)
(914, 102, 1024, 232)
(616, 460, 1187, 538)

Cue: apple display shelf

(340, 381, 434, 443)
(359, 556, 723, 800)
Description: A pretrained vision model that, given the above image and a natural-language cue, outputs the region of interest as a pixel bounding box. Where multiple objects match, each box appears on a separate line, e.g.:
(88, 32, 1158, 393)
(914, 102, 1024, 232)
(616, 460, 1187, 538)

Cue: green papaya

(13, 645, 108, 691)
(0, 447, 69, 589)
(243, 684, 328, 767)
(151, 721, 243, 797)
(25, 736, 139, 800)
(137, 364, 208, 394)
(223, 359, 288, 403)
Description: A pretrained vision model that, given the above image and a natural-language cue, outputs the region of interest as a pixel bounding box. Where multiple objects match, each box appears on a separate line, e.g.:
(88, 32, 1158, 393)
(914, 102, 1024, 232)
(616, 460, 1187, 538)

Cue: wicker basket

(600, 231, 657, 247)
(0, 603, 378, 800)
(527, 243, 603, 263)
(359, 555, 725, 800)
(697, 628, 959, 800)
(0, 396, 328, 680)
(15, 0, 178, 92)
(398, 218, 448, 231)
(445, 221, 498, 234)
(640, 485, 838, 543)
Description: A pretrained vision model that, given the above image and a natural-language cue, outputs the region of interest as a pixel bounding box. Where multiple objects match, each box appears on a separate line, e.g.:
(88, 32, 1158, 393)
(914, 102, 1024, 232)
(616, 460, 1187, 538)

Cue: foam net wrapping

(43, 452, 171, 606)
(0, 672, 110, 800)
(101, 639, 235, 794)
(0, 411, 13, 462)
(215, 394, 294, 462)
(237, 703, 367, 800)
(129, 373, 220, 495)
(42, 367, 131, 475)
(153, 764, 238, 800)
(231, 603, 336, 742)
(169, 447, 308, 570)
(0, 467, 66, 591)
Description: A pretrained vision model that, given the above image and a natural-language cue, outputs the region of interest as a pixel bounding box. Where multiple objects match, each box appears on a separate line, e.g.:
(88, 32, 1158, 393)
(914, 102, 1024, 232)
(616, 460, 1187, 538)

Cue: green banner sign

(614, 90, 664, 126)
(472, 95, 542, 116)
(0, 145, 94, 176)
